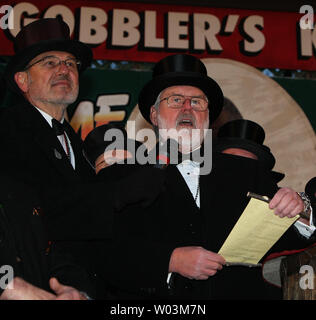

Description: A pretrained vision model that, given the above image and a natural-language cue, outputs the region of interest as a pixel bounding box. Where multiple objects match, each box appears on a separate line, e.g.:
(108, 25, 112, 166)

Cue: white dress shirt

(177, 160, 201, 208)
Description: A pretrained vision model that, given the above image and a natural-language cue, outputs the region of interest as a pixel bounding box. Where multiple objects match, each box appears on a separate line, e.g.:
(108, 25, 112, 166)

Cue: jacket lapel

(199, 166, 228, 252)
(166, 165, 201, 221)
(19, 103, 81, 182)
(63, 121, 94, 178)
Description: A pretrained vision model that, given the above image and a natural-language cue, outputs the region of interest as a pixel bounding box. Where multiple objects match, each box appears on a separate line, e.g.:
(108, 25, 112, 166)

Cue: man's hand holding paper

(218, 188, 305, 266)
(269, 187, 304, 219)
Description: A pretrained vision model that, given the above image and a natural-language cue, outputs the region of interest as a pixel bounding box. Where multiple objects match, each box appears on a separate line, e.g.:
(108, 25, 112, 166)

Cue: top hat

(4, 17, 93, 93)
(138, 54, 223, 125)
(214, 119, 276, 170)
(83, 123, 143, 166)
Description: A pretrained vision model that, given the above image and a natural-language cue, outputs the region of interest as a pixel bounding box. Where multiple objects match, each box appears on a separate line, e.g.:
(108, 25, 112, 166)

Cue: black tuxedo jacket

(0, 175, 93, 296)
(0, 101, 108, 297)
(97, 153, 315, 300)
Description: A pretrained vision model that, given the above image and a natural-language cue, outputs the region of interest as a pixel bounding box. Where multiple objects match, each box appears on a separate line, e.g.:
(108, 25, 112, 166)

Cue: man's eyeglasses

(159, 94, 209, 111)
(24, 55, 81, 72)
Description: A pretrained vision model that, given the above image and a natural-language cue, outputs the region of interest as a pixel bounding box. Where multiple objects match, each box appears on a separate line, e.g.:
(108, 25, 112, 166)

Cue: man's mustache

(176, 113, 196, 128)
(50, 75, 73, 87)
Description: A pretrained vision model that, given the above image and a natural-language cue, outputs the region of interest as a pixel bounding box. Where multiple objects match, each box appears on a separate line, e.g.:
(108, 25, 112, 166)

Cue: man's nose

(182, 98, 193, 110)
(56, 61, 69, 74)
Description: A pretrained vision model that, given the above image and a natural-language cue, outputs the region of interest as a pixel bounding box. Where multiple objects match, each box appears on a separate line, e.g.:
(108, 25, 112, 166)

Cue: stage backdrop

(0, 58, 315, 191)
(0, 0, 316, 69)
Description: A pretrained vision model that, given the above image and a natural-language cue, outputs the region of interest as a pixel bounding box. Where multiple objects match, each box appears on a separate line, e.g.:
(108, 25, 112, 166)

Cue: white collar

(33, 106, 65, 128)
(178, 159, 200, 168)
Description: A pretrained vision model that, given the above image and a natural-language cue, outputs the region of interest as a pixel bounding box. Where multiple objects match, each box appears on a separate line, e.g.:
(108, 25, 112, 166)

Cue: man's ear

(149, 105, 158, 126)
(14, 72, 28, 93)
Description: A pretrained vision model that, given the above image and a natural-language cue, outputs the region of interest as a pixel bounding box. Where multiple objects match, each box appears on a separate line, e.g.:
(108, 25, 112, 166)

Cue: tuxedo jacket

(0, 100, 109, 296)
(0, 175, 93, 296)
(97, 153, 315, 300)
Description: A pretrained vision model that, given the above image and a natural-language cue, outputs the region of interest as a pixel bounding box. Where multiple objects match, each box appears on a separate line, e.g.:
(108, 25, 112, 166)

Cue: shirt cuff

(167, 272, 172, 285)
(294, 207, 315, 238)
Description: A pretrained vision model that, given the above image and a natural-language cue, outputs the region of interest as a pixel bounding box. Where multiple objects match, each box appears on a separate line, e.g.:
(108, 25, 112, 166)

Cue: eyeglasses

(24, 55, 81, 72)
(159, 94, 209, 111)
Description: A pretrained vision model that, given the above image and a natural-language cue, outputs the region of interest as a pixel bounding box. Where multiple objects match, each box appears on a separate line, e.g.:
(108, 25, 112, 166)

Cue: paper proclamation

(218, 197, 299, 265)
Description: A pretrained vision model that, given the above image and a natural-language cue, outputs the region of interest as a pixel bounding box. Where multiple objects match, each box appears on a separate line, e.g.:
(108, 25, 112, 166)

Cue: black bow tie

(52, 119, 65, 136)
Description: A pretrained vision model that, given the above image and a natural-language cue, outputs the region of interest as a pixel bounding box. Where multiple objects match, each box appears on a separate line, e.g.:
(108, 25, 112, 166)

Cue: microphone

(154, 139, 178, 169)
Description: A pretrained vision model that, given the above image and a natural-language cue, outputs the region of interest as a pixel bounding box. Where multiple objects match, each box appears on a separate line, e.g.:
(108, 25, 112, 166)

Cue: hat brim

(4, 39, 92, 93)
(138, 72, 224, 125)
(271, 171, 285, 183)
(214, 137, 276, 169)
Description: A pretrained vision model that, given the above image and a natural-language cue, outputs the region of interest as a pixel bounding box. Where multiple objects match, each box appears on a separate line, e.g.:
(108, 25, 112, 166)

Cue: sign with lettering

(0, 1, 316, 69)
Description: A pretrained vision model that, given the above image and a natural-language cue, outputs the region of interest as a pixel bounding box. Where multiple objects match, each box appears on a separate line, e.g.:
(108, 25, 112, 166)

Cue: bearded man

(0, 17, 96, 300)
(99, 54, 314, 300)
(0, 18, 166, 300)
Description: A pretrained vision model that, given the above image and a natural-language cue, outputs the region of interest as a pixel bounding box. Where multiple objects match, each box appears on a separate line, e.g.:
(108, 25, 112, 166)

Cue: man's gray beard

(157, 113, 209, 153)
(28, 74, 78, 106)
(46, 91, 78, 106)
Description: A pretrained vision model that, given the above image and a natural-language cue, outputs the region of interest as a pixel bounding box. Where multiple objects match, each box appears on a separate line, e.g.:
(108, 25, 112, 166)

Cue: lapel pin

(54, 148, 62, 160)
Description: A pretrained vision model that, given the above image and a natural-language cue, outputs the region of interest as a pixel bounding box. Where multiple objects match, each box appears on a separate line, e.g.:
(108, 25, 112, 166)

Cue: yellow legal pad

(218, 197, 299, 266)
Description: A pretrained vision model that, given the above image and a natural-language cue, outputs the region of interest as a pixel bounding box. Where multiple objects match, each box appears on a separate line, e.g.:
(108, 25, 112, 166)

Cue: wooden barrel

(281, 246, 316, 300)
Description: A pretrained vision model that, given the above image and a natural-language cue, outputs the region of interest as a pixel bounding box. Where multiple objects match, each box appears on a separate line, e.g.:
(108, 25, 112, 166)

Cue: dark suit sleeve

(47, 241, 95, 297)
(99, 240, 176, 296)
(91, 166, 178, 297)
(97, 215, 177, 298)
(0, 177, 96, 297)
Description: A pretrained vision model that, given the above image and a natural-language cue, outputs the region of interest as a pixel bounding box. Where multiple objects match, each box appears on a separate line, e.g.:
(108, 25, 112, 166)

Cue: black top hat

(4, 17, 92, 93)
(83, 123, 143, 166)
(138, 54, 223, 125)
(214, 119, 276, 170)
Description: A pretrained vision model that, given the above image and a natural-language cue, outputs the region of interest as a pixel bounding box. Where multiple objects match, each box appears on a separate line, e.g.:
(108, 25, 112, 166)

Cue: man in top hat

(1, 17, 93, 186)
(83, 123, 144, 175)
(99, 54, 315, 300)
(214, 119, 314, 231)
(214, 119, 274, 163)
(0, 18, 166, 299)
(214, 119, 284, 182)
(0, 17, 99, 299)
